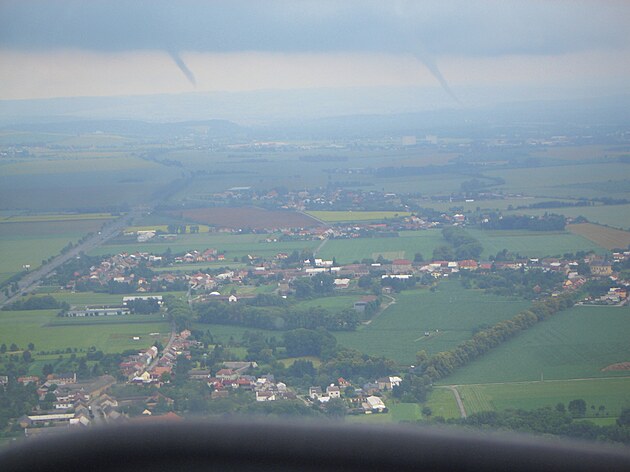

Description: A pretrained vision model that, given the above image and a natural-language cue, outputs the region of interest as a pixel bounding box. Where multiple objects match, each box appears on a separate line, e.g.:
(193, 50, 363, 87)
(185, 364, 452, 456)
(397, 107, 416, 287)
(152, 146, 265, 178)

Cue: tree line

(416, 294, 575, 381)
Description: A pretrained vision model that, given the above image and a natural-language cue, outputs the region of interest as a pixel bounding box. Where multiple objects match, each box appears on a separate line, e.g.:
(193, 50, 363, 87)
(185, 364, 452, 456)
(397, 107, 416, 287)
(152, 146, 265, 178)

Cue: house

(333, 278, 350, 289)
(590, 262, 613, 276)
(377, 376, 402, 391)
(188, 369, 211, 380)
(216, 369, 239, 381)
(326, 385, 341, 398)
(228, 294, 238, 303)
(391, 259, 412, 274)
(363, 396, 387, 413)
(255, 391, 276, 402)
(309, 386, 323, 400)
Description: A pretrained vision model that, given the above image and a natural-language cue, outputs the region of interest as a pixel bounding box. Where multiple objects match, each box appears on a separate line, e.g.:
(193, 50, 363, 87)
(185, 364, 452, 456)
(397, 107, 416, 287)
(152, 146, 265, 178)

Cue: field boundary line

(438, 376, 630, 388)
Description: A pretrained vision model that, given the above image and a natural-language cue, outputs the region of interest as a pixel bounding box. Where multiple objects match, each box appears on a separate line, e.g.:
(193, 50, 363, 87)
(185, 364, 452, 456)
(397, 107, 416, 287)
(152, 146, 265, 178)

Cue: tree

(0, 343, 6, 354)
(28, 342, 35, 351)
(422, 406, 433, 417)
(414, 252, 424, 263)
(9, 343, 18, 352)
(568, 399, 587, 418)
(617, 408, 630, 427)
(324, 398, 347, 418)
(22, 350, 32, 362)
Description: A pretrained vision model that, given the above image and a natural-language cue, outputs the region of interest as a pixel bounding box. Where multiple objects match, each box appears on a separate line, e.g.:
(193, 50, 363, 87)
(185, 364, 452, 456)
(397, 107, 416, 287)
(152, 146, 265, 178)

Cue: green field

(457, 378, 630, 418)
(89, 232, 319, 261)
(318, 230, 444, 264)
(293, 295, 359, 312)
(334, 281, 530, 365)
(306, 211, 412, 222)
(441, 304, 630, 385)
(468, 229, 606, 259)
(0, 213, 115, 223)
(346, 402, 423, 424)
(487, 163, 630, 200)
(0, 309, 170, 354)
(425, 388, 462, 419)
(0, 155, 175, 211)
(0, 219, 108, 284)
(506, 204, 630, 231)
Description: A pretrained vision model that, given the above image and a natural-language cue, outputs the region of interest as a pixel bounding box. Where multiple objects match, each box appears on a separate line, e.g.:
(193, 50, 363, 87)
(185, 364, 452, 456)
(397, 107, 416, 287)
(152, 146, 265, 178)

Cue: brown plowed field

(567, 223, 630, 250)
(174, 207, 321, 230)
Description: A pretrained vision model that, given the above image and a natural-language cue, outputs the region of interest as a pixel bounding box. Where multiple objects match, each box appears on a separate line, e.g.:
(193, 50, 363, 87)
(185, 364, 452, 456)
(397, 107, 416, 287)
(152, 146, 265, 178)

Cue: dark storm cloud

(0, 1, 627, 56)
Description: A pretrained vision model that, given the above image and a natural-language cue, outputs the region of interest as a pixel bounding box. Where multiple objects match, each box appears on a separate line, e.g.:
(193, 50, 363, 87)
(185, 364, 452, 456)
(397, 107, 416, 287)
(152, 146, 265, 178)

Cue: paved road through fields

(0, 207, 145, 309)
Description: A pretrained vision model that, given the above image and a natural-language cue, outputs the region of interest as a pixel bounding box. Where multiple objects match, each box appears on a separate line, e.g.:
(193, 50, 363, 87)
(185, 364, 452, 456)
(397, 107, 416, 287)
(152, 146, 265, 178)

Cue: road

(146, 321, 177, 373)
(0, 207, 144, 309)
(447, 385, 468, 418)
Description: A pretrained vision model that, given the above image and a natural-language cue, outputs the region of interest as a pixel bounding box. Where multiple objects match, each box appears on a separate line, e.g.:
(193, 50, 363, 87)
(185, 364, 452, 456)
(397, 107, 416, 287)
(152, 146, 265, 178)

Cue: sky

(0, 0, 629, 106)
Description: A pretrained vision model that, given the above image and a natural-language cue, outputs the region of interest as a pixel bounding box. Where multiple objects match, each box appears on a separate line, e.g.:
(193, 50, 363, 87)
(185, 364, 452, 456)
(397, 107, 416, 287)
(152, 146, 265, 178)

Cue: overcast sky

(0, 0, 628, 104)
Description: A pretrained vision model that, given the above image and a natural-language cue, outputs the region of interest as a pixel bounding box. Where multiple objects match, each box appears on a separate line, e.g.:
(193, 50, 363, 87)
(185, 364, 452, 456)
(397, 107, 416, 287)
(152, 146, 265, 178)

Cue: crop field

(334, 281, 530, 365)
(0, 219, 107, 284)
(346, 402, 423, 425)
(175, 207, 321, 229)
(0, 309, 170, 354)
(566, 223, 630, 250)
(506, 204, 630, 231)
(306, 211, 412, 222)
(0, 213, 115, 223)
(125, 224, 212, 233)
(425, 388, 463, 420)
(467, 229, 605, 258)
(486, 163, 630, 199)
(0, 155, 176, 211)
(293, 295, 359, 312)
(33, 290, 187, 306)
(423, 197, 576, 213)
(441, 304, 630, 385)
(318, 230, 444, 264)
(457, 377, 630, 418)
(90, 232, 319, 260)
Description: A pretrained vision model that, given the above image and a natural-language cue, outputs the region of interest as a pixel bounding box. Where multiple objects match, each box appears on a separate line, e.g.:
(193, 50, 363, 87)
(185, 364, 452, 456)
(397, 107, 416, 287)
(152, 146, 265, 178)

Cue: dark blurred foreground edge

(1, 420, 630, 472)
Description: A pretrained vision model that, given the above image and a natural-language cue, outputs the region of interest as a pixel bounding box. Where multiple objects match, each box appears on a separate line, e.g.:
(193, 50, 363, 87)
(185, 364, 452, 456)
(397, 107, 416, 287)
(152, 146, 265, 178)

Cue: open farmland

(506, 204, 630, 231)
(0, 309, 170, 354)
(0, 219, 108, 284)
(467, 229, 605, 258)
(441, 304, 630, 385)
(89, 232, 319, 260)
(318, 230, 444, 264)
(334, 281, 530, 365)
(486, 163, 630, 200)
(174, 207, 321, 229)
(0, 155, 175, 211)
(566, 223, 630, 250)
(457, 377, 630, 419)
(306, 211, 411, 222)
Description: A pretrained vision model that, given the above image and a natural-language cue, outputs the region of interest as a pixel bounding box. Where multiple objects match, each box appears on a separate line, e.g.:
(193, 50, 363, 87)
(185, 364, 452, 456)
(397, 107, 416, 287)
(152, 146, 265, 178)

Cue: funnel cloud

(168, 51, 196, 86)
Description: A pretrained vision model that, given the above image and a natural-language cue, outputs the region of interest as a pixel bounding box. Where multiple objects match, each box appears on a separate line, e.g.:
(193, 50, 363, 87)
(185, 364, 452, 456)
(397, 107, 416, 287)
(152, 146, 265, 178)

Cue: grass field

(306, 211, 412, 222)
(318, 230, 444, 264)
(293, 295, 359, 312)
(457, 377, 630, 418)
(467, 229, 606, 258)
(441, 304, 630, 385)
(89, 232, 320, 261)
(0, 219, 107, 284)
(346, 402, 423, 424)
(506, 204, 630, 231)
(425, 388, 462, 419)
(566, 223, 630, 250)
(0, 309, 170, 354)
(487, 163, 630, 200)
(0, 213, 115, 223)
(334, 281, 530, 364)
